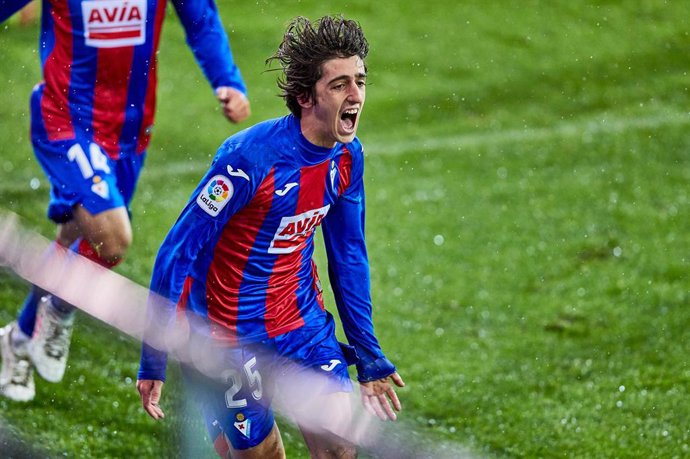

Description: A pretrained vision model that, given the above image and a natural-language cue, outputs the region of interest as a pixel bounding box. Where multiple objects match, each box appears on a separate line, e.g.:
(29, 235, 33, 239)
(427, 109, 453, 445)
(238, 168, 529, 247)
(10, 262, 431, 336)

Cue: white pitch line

(364, 110, 690, 156)
(0, 111, 687, 192)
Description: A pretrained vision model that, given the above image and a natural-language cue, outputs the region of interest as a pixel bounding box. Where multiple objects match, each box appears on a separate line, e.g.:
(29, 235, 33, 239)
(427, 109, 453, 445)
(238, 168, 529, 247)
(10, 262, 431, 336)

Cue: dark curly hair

(267, 15, 369, 118)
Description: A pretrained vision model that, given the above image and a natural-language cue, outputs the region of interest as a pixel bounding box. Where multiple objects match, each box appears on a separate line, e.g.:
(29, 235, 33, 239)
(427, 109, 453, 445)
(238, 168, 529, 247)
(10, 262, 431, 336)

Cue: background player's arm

(171, 0, 250, 123)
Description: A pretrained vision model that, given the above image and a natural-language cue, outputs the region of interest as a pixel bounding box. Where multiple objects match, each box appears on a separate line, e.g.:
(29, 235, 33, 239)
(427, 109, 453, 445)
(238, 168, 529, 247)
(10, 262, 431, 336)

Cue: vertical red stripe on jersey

(337, 146, 353, 196)
(41, 1, 75, 141)
(206, 170, 276, 343)
(136, 0, 167, 153)
(311, 259, 325, 310)
(93, 47, 134, 158)
(264, 161, 330, 337)
(176, 276, 193, 313)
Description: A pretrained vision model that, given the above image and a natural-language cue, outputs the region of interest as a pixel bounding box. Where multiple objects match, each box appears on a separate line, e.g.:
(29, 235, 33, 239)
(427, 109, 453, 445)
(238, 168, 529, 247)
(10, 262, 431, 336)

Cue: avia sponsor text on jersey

(269, 205, 330, 254)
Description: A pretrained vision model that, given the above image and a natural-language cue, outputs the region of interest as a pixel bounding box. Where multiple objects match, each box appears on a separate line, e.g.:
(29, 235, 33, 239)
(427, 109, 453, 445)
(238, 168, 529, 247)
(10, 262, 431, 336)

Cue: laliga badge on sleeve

(197, 175, 233, 217)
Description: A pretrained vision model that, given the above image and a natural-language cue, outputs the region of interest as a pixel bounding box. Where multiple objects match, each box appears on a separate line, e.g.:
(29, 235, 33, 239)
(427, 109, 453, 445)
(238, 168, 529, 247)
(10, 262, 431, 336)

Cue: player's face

(301, 56, 367, 148)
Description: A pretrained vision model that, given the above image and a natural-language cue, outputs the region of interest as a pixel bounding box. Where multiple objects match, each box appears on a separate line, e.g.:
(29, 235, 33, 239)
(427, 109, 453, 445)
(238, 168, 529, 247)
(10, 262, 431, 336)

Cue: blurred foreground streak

(0, 211, 473, 459)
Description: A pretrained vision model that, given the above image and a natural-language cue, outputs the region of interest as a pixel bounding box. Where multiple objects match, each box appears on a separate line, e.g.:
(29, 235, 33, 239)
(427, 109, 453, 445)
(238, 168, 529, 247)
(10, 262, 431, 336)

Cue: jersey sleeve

(0, 0, 32, 23)
(171, 0, 247, 94)
(138, 140, 257, 381)
(321, 149, 397, 382)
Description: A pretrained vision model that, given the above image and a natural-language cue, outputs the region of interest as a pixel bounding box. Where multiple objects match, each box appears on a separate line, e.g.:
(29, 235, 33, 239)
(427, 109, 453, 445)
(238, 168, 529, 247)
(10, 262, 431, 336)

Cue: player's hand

(215, 86, 251, 123)
(359, 372, 405, 421)
(137, 379, 165, 420)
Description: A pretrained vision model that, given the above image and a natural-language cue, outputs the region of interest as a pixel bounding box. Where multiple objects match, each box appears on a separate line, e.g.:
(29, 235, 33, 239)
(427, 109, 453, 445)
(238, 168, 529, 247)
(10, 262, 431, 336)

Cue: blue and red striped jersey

(3, 0, 246, 158)
(139, 115, 394, 382)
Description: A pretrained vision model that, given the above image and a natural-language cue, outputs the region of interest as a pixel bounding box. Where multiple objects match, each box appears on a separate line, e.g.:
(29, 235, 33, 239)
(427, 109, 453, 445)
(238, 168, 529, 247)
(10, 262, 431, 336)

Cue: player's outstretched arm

(359, 372, 405, 421)
(215, 86, 251, 123)
(137, 379, 166, 420)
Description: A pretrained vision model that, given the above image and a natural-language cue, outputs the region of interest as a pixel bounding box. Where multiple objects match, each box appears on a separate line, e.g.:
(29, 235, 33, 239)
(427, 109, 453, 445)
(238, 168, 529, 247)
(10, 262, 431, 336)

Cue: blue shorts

(30, 97, 145, 223)
(182, 312, 355, 451)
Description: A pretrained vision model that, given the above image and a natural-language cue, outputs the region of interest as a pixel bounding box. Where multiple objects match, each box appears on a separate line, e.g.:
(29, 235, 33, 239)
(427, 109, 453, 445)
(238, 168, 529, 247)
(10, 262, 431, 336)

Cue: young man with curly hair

(137, 15, 403, 458)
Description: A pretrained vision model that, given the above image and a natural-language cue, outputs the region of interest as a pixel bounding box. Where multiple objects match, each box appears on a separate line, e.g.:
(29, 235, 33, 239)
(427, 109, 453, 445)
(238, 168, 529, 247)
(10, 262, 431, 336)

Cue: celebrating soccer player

(136, 15, 404, 458)
(0, 0, 250, 402)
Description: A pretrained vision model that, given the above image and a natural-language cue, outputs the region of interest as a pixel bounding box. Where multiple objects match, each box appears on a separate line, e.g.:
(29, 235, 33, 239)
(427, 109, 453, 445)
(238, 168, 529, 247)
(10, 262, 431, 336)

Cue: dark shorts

(182, 312, 354, 451)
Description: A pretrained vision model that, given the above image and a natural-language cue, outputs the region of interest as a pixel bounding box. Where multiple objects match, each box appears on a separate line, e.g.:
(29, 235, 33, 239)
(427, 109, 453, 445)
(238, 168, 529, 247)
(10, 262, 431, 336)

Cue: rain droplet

(433, 235, 445, 246)
(30, 178, 40, 190)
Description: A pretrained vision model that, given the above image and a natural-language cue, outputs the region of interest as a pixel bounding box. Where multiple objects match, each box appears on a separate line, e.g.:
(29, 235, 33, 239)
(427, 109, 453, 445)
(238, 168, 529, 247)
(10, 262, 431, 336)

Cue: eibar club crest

(234, 413, 251, 438)
(82, 0, 148, 48)
(90, 176, 109, 199)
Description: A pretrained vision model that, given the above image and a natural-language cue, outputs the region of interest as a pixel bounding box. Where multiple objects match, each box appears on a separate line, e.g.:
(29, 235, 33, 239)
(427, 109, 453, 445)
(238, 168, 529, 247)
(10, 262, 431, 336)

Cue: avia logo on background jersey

(268, 205, 330, 254)
(197, 175, 234, 217)
(82, 0, 147, 48)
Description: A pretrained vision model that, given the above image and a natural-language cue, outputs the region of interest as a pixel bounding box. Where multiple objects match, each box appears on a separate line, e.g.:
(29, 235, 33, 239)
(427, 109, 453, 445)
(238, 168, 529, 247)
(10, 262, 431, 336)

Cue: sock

(50, 238, 123, 315)
(74, 238, 121, 269)
(10, 324, 31, 350)
(17, 286, 48, 337)
(15, 238, 122, 334)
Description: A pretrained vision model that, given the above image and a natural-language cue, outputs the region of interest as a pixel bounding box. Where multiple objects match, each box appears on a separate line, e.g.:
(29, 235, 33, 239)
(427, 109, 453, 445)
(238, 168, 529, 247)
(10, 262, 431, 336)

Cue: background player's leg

(15, 217, 81, 338)
(29, 206, 132, 382)
(0, 221, 82, 401)
(69, 205, 132, 264)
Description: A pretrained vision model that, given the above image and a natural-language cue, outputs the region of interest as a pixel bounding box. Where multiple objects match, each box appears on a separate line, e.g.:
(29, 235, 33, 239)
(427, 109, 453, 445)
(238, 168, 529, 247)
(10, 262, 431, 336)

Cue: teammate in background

(0, 0, 250, 402)
(137, 15, 404, 459)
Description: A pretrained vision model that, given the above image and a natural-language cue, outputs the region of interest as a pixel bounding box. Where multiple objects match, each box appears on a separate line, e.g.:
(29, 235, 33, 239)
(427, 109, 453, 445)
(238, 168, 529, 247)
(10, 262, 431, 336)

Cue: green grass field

(1, 1, 689, 457)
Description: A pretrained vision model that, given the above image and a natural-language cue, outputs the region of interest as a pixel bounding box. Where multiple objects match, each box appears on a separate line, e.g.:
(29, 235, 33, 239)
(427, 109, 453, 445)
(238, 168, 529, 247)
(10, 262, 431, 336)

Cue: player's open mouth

(340, 108, 359, 132)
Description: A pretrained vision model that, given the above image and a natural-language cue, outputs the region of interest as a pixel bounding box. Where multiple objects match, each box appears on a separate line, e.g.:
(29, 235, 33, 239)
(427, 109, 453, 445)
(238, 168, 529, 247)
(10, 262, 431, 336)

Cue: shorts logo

(268, 205, 330, 254)
(91, 176, 109, 199)
(82, 0, 147, 48)
(320, 359, 341, 372)
(196, 175, 233, 217)
(234, 413, 251, 438)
